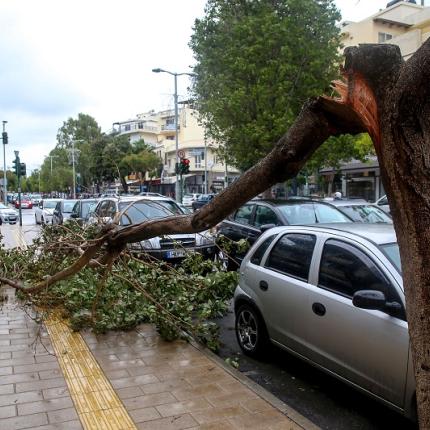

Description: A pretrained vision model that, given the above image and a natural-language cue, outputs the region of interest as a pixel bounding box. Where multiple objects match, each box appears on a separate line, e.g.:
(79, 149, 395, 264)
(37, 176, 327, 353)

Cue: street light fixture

(152, 68, 194, 203)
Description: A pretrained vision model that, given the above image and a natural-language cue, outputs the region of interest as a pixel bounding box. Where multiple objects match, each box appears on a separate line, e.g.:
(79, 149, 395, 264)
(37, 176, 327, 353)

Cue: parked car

(52, 200, 78, 225)
(69, 199, 99, 224)
(0, 203, 18, 225)
(216, 199, 350, 269)
(183, 193, 201, 207)
(376, 195, 391, 214)
(234, 223, 415, 420)
(14, 198, 33, 209)
(90, 196, 216, 262)
(30, 194, 43, 206)
(35, 199, 63, 224)
(192, 194, 215, 211)
(324, 199, 392, 223)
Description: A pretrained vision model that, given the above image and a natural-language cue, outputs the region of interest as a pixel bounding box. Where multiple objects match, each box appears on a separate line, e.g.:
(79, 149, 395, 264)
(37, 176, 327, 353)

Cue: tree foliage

(190, 0, 341, 170)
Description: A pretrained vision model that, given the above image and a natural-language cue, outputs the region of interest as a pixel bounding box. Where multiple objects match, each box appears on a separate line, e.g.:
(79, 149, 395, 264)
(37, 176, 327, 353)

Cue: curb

(189, 338, 321, 430)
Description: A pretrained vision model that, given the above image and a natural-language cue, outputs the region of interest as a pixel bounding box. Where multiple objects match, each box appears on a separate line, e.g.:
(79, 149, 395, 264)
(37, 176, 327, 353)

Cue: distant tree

(190, 0, 341, 171)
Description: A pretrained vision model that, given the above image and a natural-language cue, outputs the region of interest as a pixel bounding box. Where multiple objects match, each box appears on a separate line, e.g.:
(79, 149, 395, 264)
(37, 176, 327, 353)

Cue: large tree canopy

(190, 0, 341, 170)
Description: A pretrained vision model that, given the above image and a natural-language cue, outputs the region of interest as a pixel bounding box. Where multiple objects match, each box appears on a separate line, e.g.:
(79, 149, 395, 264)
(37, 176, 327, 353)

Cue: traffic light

(1, 132, 7, 144)
(12, 157, 19, 176)
(19, 163, 26, 177)
(180, 158, 190, 174)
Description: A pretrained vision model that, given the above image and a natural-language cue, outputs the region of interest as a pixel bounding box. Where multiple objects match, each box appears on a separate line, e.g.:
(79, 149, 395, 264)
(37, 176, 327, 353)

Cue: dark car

(52, 200, 78, 225)
(69, 199, 99, 224)
(192, 194, 215, 211)
(216, 199, 350, 269)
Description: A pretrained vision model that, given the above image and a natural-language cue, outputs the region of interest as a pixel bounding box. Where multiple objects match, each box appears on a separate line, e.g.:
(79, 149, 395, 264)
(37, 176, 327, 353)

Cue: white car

(182, 193, 201, 207)
(0, 203, 18, 225)
(35, 199, 63, 224)
(376, 195, 391, 214)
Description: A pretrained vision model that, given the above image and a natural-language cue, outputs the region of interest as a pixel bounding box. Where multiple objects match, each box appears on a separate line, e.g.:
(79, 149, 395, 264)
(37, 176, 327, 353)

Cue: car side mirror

(353, 289, 402, 317)
(260, 223, 277, 233)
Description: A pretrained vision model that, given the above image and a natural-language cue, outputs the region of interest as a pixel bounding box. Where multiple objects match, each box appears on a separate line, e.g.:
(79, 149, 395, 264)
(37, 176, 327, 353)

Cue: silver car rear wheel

(235, 304, 268, 357)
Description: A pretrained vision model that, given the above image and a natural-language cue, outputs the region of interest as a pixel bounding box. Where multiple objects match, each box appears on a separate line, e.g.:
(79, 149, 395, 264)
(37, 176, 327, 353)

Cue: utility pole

(13, 151, 22, 226)
(72, 140, 76, 199)
(2, 121, 7, 205)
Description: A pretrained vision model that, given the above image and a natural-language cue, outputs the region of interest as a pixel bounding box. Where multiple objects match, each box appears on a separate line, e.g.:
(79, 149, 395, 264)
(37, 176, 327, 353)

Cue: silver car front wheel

(235, 304, 268, 357)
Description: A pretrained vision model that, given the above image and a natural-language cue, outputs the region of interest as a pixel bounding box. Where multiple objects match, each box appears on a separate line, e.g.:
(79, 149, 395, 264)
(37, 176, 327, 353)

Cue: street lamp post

(152, 68, 194, 203)
(2, 121, 7, 205)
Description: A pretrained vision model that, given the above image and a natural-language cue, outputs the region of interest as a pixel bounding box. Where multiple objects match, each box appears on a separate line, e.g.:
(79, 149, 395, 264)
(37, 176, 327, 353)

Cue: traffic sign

(177, 150, 185, 158)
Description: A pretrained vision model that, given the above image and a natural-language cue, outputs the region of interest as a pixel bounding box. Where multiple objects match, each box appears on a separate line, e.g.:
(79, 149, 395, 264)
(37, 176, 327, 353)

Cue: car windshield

(277, 203, 350, 224)
(339, 205, 392, 223)
(156, 200, 186, 215)
(118, 201, 173, 225)
(63, 201, 77, 213)
(379, 243, 402, 274)
(43, 200, 59, 209)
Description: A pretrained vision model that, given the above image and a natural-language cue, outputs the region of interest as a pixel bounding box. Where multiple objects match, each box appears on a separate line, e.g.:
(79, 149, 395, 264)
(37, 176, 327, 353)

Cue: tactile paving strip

(45, 315, 137, 430)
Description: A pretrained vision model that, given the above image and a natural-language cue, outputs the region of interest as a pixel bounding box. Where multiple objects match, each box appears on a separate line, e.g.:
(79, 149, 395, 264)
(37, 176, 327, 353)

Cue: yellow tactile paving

(45, 315, 137, 430)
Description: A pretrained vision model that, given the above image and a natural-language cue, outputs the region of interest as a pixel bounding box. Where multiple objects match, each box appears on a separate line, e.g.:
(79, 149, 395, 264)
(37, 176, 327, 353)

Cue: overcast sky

(0, 0, 394, 171)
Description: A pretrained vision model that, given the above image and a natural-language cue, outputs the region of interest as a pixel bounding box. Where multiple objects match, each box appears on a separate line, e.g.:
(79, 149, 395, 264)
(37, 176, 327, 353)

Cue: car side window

(253, 206, 279, 228)
(265, 234, 316, 281)
(97, 201, 110, 217)
(318, 239, 398, 302)
(250, 234, 277, 265)
(72, 202, 80, 216)
(234, 205, 254, 225)
(105, 201, 117, 218)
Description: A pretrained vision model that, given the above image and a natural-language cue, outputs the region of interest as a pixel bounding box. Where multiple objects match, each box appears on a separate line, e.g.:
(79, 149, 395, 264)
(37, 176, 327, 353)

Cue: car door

(305, 238, 409, 407)
(246, 233, 316, 356)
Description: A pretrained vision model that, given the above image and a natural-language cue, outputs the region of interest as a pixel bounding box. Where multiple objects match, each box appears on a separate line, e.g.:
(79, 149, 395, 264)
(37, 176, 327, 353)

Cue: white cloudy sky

(0, 0, 393, 171)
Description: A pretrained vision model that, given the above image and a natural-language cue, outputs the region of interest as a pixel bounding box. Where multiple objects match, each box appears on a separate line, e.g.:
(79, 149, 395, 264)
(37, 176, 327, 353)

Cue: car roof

(324, 199, 369, 207)
(245, 199, 337, 207)
(265, 223, 397, 246)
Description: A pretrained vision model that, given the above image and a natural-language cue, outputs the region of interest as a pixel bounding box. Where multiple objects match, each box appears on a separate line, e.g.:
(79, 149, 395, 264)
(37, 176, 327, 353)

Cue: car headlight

(197, 232, 215, 246)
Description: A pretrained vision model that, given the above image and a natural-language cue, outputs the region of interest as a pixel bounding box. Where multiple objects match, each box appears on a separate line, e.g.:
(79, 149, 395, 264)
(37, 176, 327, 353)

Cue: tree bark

(3, 40, 430, 427)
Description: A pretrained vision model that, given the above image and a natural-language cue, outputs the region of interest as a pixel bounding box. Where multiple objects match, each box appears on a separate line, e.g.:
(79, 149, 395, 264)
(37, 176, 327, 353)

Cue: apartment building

(319, 0, 430, 201)
(114, 105, 239, 196)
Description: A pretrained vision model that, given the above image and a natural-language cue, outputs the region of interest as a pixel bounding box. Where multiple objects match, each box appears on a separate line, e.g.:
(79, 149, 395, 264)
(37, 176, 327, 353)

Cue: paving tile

(122, 392, 177, 410)
(227, 409, 287, 429)
(129, 406, 161, 423)
(110, 374, 159, 389)
(116, 386, 144, 399)
(13, 361, 60, 374)
(241, 397, 274, 413)
(136, 413, 198, 430)
(156, 398, 213, 418)
(103, 368, 131, 380)
(42, 386, 70, 400)
(47, 406, 79, 423)
(35, 354, 59, 363)
(17, 397, 74, 416)
(0, 371, 39, 385)
(197, 420, 236, 430)
(0, 411, 48, 429)
(0, 356, 35, 367)
(172, 384, 225, 402)
(0, 404, 16, 419)
(15, 377, 66, 393)
(0, 352, 12, 360)
(39, 368, 64, 380)
(0, 390, 44, 407)
(0, 384, 14, 395)
(191, 405, 248, 424)
(140, 379, 192, 395)
(127, 365, 173, 377)
(0, 366, 13, 376)
(207, 391, 259, 408)
(31, 420, 83, 430)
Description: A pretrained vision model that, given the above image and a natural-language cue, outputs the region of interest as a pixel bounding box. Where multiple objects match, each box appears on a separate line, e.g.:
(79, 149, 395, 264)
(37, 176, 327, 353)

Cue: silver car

(234, 223, 415, 420)
(0, 203, 18, 225)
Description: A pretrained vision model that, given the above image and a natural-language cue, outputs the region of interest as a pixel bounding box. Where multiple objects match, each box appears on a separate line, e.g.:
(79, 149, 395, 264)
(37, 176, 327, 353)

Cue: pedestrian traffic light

(1, 132, 7, 145)
(19, 163, 26, 177)
(12, 157, 19, 176)
(180, 158, 190, 174)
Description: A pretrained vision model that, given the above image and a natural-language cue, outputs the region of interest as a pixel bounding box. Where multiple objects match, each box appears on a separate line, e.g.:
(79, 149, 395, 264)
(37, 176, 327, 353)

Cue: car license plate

(165, 249, 186, 258)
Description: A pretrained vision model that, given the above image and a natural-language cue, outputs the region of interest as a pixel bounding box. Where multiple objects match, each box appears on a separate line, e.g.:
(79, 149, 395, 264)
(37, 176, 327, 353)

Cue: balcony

(160, 124, 179, 134)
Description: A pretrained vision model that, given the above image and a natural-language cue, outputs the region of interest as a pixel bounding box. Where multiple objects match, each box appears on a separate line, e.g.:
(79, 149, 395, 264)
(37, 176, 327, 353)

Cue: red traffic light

(182, 158, 190, 165)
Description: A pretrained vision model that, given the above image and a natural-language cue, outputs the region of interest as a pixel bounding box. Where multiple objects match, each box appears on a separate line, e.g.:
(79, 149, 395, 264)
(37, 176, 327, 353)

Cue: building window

(138, 122, 144, 129)
(124, 124, 131, 131)
(378, 32, 392, 43)
(195, 155, 202, 168)
(166, 136, 174, 140)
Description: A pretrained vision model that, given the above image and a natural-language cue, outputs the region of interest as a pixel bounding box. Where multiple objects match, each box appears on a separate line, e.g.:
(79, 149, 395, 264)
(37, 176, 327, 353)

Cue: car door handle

(259, 280, 269, 291)
(312, 302, 326, 316)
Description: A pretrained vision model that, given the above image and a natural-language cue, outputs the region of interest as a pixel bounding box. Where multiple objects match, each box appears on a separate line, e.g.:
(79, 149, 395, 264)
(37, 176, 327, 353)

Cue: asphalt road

(217, 305, 418, 430)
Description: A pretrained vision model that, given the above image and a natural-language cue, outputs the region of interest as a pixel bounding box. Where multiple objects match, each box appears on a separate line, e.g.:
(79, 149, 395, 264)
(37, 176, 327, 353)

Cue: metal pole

(224, 155, 228, 189)
(204, 134, 208, 194)
(174, 73, 180, 203)
(2, 121, 7, 205)
(72, 141, 76, 199)
(50, 156, 53, 175)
